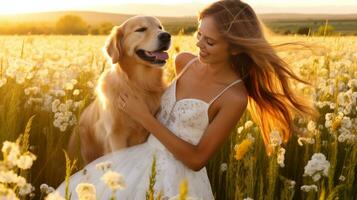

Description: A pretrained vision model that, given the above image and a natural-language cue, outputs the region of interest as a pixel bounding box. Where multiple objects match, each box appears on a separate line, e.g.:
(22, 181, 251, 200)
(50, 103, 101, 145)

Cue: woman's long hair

(199, 0, 318, 154)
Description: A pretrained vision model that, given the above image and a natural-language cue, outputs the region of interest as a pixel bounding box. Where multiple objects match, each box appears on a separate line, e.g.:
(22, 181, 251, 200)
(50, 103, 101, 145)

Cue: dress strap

(208, 79, 243, 105)
(174, 57, 198, 81)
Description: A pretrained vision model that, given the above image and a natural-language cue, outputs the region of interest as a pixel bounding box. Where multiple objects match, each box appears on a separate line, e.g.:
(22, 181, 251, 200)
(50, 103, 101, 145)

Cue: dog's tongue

(151, 51, 168, 60)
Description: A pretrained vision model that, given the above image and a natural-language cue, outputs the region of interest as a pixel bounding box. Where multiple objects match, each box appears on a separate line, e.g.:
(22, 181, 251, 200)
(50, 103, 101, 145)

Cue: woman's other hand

(117, 93, 152, 125)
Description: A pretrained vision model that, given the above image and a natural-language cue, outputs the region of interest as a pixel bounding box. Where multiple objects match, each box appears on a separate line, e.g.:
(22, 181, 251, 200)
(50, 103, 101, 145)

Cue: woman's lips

(199, 50, 208, 57)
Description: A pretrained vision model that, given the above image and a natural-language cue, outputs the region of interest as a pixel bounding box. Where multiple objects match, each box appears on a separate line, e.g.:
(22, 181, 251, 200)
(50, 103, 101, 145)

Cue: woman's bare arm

(140, 92, 247, 171)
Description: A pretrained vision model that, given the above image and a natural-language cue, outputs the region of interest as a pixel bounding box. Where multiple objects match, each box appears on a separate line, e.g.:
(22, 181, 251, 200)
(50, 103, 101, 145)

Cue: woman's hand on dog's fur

(118, 93, 152, 124)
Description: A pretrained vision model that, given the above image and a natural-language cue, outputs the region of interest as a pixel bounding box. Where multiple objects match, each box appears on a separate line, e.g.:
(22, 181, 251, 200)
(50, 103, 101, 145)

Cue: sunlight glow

(0, 0, 214, 15)
(0, 0, 356, 15)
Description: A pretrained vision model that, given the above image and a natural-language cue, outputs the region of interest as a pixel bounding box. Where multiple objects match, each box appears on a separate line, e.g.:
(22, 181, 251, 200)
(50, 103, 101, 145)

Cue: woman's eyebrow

(205, 36, 217, 42)
(198, 30, 217, 42)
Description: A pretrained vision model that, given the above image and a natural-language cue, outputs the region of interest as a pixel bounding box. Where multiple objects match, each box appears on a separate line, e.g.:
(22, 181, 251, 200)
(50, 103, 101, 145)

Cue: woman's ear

(103, 25, 123, 64)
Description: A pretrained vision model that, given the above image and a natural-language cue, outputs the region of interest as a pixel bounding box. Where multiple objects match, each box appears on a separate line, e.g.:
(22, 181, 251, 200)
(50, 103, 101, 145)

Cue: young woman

(56, 0, 315, 199)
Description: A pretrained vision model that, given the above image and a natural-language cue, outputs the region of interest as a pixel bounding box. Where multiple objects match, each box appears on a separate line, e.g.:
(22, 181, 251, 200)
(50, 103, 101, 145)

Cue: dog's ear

(103, 25, 123, 64)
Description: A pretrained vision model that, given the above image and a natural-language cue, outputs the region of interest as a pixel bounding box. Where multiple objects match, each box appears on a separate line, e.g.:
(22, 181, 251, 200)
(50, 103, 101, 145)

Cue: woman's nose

(196, 38, 203, 48)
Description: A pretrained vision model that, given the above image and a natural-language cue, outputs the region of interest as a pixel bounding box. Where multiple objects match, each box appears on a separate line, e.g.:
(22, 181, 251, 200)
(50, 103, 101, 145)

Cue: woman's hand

(117, 93, 152, 125)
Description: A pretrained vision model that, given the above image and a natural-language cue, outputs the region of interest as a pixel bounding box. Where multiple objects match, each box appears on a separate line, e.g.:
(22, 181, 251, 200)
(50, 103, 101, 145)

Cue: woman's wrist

(139, 112, 157, 132)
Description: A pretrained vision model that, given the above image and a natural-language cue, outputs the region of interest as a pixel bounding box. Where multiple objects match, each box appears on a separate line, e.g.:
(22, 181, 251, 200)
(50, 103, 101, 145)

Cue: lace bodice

(147, 58, 242, 150)
(155, 79, 211, 144)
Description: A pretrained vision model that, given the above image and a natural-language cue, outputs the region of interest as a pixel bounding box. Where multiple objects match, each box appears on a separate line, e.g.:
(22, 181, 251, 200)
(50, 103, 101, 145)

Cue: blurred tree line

(0, 14, 197, 35)
(290, 23, 336, 36)
(1, 15, 353, 36)
(272, 20, 357, 36)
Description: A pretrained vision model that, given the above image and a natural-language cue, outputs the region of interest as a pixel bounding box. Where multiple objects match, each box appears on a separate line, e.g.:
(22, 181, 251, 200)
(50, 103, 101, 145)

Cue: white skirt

(56, 137, 215, 200)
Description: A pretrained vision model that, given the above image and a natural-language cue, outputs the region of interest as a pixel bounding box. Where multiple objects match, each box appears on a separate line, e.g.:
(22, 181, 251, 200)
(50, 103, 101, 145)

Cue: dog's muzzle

(136, 33, 171, 65)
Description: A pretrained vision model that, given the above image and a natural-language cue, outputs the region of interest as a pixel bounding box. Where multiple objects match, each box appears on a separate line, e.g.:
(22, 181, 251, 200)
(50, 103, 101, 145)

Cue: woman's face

(196, 16, 231, 65)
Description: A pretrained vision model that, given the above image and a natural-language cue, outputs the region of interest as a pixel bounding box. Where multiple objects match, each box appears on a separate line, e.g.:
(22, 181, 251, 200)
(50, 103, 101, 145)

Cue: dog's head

(104, 16, 171, 68)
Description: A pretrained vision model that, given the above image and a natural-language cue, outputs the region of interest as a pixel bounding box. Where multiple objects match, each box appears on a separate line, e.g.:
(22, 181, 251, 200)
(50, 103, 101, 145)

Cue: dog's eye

(158, 26, 162, 30)
(135, 27, 147, 32)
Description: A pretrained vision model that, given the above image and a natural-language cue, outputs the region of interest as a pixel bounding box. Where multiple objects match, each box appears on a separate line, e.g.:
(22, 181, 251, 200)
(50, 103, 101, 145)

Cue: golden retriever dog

(68, 16, 171, 164)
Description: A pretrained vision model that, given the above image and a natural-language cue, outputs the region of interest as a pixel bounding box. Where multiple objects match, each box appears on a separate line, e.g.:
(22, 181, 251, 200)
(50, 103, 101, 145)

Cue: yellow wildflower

(234, 139, 253, 160)
(331, 116, 342, 131)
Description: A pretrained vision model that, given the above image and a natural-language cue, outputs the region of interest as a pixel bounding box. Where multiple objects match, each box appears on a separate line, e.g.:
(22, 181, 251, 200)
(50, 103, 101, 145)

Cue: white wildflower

(244, 120, 254, 129)
(40, 183, 50, 193)
(301, 184, 318, 192)
(1, 141, 20, 167)
(19, 183, 35, 196)
(58, 104, 67, 113)
(95, 161, 112, 172)
(70, 79, 78, 86)
(0, 170, 18, 184)
(337, 91, 352, 107)
(297, 137, 315, 146)
(341, 116, 351, 129)
(220, 163, 228, 172)
(277, 147, 285, 168)
(45, 191, 65, 200)
(339, 175, 346, 181)
(288, 180, 296, 189)
(100, 170, 126, 190)
(329, 102, 336, 109)
(269, 129, 282, 147)
(0, 184, 19, 200)
(0, 170, 26, 187)
(338, 128, 356, 143)
(65, 82, 74, 90)
(237, 126, 244, 134)
(87, 81, 95, 88)
(75, 183, 96, 200)
(246, 133, 255, 142)
(73, 89, 80, 96)
(303, 153, 330, 182)
(348, 79, 357, 89)
(16, 152, 37, 170)
(51, 99, 61, 113)
(40, 183, 55, 194)
(307, 120, 316, 132)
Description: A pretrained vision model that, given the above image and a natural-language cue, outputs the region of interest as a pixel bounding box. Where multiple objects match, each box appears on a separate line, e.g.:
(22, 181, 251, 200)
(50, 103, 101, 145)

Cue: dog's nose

(158, 32, 171, 43)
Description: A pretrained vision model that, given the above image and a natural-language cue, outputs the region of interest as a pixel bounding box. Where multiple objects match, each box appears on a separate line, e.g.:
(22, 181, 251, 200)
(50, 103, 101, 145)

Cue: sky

(0, 0, 357, 15)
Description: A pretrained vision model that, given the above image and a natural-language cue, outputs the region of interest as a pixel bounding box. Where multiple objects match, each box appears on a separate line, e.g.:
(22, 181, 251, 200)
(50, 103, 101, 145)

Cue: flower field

(0, 35, 356, 199)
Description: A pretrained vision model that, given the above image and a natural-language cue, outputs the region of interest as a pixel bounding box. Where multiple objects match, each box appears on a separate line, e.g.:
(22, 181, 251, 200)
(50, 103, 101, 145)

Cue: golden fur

(68, 16, 170, 164)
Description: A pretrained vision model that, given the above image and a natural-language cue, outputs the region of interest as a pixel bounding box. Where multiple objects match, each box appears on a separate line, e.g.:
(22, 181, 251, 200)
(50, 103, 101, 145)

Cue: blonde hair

(199, 0, 318, 154)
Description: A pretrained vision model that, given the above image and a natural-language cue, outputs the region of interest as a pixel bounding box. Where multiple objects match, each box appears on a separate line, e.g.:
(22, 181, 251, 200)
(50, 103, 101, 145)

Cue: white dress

(56, 58, 242, 199)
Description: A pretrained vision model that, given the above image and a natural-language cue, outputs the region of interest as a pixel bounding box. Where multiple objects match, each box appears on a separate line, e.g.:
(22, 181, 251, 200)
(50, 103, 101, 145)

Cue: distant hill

(1, 11, 357, 26)
(259, 13, 357, 21)
(1, 11, 357, 35)
(0, 11, 196, 26)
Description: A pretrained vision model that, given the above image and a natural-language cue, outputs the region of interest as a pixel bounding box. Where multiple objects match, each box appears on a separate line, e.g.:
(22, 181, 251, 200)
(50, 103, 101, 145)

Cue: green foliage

(297, 26, 311, 35)
(316, 22, 335, 36)
(99, 22, 114, 35)
(146, 155, 157, 200)
(64, 151, 77, 200)
(56, 15, 88, 35)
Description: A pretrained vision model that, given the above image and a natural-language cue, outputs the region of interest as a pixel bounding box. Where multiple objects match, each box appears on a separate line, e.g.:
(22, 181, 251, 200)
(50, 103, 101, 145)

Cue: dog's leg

(67, 126, 81, 162)
(79, 125, 104, 164)
(127, 129, 149, 146)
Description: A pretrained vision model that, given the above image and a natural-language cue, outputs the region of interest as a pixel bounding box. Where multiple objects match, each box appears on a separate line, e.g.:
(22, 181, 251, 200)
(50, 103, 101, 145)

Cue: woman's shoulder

(220, 83, 249, 111)
(174, 52, 197, 75)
